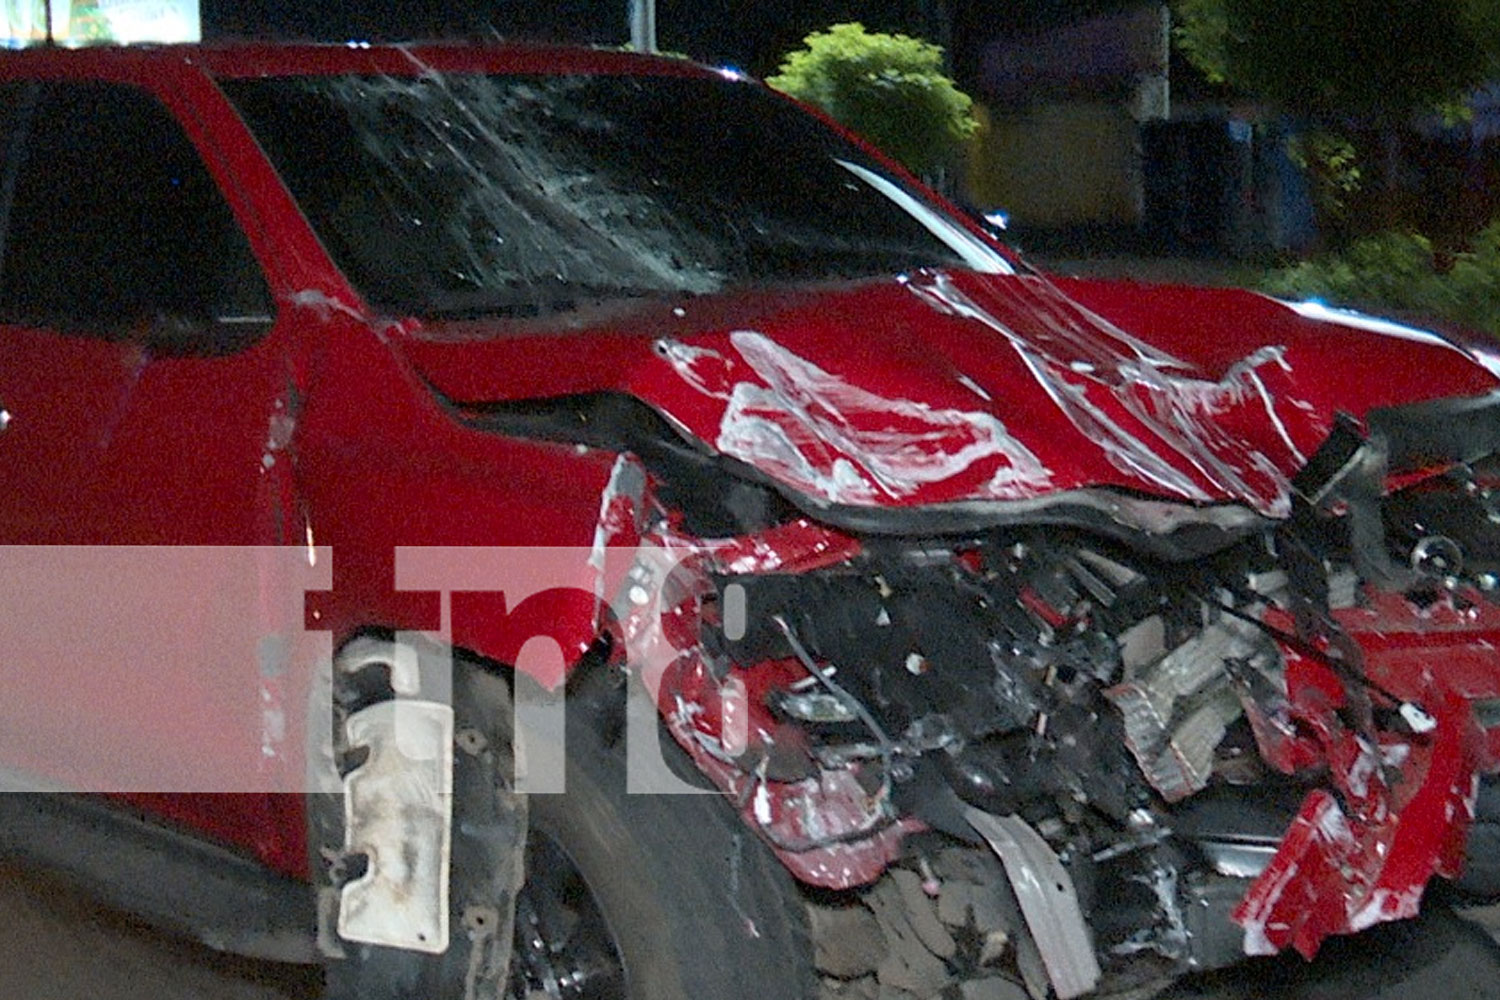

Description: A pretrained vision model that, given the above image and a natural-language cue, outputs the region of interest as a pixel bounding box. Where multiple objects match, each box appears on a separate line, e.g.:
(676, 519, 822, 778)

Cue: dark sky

(200, 0, 932, 77)
(197, 0, 1141, 84)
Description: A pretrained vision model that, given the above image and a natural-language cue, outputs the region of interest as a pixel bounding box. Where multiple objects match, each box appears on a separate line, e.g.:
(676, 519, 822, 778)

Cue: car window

(222, 73, 1010, 321)
(0, 81, 272, 350)
(0, 82, 38, 278)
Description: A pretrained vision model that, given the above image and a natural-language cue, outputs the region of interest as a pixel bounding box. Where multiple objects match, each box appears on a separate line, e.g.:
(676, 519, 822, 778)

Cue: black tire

(322, 642, 815, 1000)
(511, 670, 816, 1000)
(1457, 774, 1500, 899)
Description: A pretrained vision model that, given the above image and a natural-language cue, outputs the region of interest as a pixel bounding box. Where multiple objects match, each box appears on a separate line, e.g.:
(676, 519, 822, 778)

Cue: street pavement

(2, 857, 1499, 1000)
(0, 863, 318, 1000)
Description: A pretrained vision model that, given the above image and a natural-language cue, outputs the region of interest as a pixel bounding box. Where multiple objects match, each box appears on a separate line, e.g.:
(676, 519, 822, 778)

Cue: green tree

(1260, 220, 1500, 336)
(1173, 0, 1500, 123)
(767, 22, 978, 177)
(1175, 0, 1500, 240)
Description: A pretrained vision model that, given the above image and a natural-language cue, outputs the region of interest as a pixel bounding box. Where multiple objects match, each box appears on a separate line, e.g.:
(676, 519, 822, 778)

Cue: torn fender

(1235, 591, 1500, 957)
(1234, 693, 1476, 958)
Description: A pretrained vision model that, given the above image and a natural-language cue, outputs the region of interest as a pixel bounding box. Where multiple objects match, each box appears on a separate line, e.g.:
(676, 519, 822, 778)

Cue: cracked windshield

(224, 71, 1006, 320)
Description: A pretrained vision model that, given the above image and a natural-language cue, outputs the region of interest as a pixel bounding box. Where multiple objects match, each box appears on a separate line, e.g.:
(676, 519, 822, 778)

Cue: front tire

(510, 670, 815, 1000)
(321, 641, 815, 1000)
(1456, 774, 1500, 899)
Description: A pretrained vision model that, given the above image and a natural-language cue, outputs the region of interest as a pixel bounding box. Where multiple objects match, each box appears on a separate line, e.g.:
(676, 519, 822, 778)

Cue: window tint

(0, 82, 38, 270)
(0, 82, 271, 347)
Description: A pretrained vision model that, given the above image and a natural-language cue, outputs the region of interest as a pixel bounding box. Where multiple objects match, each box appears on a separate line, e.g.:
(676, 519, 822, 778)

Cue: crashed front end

(230, 52, 1500, 994)
(591, 388, 1500, 997)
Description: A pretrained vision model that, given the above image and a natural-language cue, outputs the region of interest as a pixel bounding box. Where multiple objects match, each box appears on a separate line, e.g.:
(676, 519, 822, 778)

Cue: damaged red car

(2, 40, 1500, 1000)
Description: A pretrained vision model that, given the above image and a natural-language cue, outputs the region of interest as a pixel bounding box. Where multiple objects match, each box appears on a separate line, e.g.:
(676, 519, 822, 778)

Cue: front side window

(0, 81, 270, 346)
(223, 72, 1009, 321)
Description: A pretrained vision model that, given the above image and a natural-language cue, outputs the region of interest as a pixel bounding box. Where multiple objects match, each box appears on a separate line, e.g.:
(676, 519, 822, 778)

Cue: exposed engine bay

(560, 393, 1500, 998)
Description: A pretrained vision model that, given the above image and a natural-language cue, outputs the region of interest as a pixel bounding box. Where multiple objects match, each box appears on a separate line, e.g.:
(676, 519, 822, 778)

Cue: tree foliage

(766, 22, 978, 177)
(1261, 220, 1500, 336)
(1172, 0, 1500, 121)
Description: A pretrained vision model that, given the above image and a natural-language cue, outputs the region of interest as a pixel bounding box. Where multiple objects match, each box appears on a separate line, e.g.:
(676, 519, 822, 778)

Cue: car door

(0, 77, 316, 850)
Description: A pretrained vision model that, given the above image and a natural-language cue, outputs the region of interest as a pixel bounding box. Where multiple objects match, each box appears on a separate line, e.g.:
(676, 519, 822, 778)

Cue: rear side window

(0, 81, 271, 347)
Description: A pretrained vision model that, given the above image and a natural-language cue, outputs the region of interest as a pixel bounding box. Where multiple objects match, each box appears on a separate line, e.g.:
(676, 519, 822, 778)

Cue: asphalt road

(2, 859, 1499, 1000)
(1165, 896, 1500, 1000)
(0, 863, 319, 1000)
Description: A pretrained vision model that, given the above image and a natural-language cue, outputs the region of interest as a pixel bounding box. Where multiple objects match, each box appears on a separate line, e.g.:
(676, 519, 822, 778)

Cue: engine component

(1107, 610, 1284, 803)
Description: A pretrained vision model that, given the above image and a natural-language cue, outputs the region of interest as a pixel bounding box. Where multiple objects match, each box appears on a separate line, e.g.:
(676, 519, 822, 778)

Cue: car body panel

(399, 268, 1497, 519)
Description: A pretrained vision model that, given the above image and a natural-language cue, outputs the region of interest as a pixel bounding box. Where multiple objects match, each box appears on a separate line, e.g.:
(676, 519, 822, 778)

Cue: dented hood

(396, 269, 1500, 518)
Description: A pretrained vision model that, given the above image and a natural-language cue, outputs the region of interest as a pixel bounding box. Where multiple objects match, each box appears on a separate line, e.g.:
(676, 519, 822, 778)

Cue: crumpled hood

(397, 269, 1500, 518)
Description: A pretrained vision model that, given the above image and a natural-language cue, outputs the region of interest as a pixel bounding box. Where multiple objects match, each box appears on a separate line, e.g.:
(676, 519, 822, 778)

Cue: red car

(1, 40, 1500, 1000)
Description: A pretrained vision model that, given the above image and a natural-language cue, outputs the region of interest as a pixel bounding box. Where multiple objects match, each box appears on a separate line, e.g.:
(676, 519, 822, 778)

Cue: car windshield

(222, 71, 1010, 319)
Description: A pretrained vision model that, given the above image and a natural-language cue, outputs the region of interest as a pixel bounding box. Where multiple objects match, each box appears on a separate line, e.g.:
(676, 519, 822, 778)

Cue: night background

(176, 0, 1500, 327)
(197, 0, 1140, 84)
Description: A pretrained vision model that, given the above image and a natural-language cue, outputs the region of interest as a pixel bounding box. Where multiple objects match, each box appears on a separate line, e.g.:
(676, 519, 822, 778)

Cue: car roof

(0, 40, 723, 82)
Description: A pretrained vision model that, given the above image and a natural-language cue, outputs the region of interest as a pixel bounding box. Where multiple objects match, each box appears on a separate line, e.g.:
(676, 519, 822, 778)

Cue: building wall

(965, 100, 1142, 228)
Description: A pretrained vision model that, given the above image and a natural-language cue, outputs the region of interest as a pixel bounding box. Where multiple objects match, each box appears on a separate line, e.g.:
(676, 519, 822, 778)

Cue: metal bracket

(966, 807, 1101, 1000)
